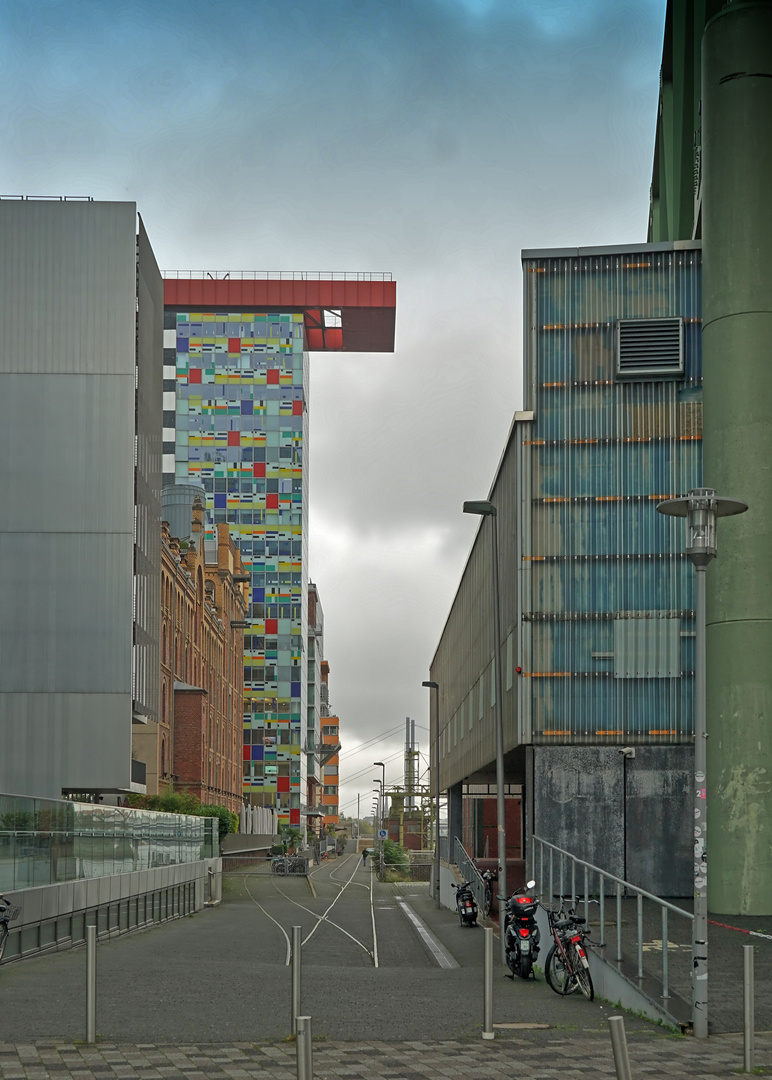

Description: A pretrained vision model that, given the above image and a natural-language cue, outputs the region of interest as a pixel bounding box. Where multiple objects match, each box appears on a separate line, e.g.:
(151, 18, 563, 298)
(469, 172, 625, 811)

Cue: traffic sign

(379, 829, 387, 838)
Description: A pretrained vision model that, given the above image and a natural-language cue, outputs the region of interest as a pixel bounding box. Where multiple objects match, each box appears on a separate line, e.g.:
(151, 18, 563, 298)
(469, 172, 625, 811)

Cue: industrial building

(431, 240, 701, 896)
(431, 0, 772, 911)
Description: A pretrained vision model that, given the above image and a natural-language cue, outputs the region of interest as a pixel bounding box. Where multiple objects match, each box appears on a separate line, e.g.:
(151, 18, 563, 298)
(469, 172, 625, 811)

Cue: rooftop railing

(163, 270, 392, 281)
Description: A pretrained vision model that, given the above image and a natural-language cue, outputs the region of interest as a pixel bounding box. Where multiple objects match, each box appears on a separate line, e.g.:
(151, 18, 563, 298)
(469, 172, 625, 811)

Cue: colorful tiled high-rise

(170, 311, 308, 827)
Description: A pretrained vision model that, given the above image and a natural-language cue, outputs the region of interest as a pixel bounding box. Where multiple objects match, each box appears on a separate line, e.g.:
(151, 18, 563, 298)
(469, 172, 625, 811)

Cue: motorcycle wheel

(545, 944, 579, 996)
(572, 945, 594, 1001)
(518, 953, 533, 979)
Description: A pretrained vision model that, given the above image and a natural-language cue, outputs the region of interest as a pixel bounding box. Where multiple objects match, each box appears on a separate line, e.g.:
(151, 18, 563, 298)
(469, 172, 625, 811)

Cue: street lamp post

(374, 762, 386, 852)
(423, 680, 441, 909)
(463, 499, 507, 964)
(374, 761, 386, 869)
(657, 487, 748, 1040)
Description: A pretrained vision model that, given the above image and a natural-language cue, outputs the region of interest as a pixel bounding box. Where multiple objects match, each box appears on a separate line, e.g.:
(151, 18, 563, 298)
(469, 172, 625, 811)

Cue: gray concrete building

(0, 198, 162, 800)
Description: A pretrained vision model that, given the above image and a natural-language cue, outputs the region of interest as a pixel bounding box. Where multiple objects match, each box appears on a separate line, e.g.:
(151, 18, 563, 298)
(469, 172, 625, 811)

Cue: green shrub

(198, 804, 239, 842)
(383, 839, 407, 865)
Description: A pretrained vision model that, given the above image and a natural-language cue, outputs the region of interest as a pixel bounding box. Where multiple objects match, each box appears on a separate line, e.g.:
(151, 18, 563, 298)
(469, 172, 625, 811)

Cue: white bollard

(86, 924, 97, 1044)
(292, 926, 302, 1035)
(482, 927, 494, 1039)
(296, 1015, 313, 1080)
(608, 1015, 633, 1080)
(743, 944, 755, 1073)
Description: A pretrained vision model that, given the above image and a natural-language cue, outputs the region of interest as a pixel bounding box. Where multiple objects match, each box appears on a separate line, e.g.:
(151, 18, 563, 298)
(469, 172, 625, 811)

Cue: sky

(1, 0, 665, 822)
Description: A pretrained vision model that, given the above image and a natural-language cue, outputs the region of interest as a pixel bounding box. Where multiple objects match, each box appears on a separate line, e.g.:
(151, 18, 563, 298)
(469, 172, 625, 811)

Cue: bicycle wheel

(0, 924, 8, 963)
(483, 888, 492, 917)
(571, 944, 594, 1001)
(545, 943, 579, 996)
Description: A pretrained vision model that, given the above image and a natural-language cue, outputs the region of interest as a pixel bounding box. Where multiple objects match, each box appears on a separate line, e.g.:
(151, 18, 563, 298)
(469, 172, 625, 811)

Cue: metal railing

(453, 838, 486, 912)
(0, 793, 215, 892)
(439, 835, 450, 864)
(163, 270, 392, 282)
(530, 836, 693, 1004)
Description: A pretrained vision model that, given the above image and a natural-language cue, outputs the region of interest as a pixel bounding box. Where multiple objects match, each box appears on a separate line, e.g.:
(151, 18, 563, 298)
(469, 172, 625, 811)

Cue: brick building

(134, 496, 248, 812)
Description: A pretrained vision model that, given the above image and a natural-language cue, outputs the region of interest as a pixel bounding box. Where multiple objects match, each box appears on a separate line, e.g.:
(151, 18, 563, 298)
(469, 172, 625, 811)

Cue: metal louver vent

(616, 317, 684, 378)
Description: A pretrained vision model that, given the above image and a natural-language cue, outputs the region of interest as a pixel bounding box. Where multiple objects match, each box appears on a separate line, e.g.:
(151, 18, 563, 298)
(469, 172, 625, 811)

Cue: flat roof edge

(522, 239, 702, 260)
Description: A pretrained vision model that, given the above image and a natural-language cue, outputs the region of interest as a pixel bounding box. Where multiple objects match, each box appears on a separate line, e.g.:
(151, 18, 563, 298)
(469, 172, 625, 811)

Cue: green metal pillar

(702, 1, 772, 915)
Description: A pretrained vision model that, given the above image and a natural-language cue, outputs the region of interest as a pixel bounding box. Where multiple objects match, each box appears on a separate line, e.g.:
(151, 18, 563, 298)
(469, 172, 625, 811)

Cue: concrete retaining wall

(1, 858, 221, 963)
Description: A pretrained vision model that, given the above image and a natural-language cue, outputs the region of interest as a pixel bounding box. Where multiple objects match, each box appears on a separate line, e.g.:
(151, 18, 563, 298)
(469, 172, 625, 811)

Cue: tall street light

(422, 680, 441, 908)
(374, 761, 386, 861)
(463, 499, 507, 963)
(657, 487, 748, 1039)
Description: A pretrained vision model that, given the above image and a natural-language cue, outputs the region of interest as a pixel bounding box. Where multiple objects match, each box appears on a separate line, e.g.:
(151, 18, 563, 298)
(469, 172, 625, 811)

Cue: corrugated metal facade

(522, 244, 701, 744)
(0, 200, 161, 798)
(430, 243, 702, 795)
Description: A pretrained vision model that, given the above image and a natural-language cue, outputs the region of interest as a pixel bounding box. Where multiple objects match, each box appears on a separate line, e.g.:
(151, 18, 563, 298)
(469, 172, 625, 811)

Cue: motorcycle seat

(554, 916, 585, 929)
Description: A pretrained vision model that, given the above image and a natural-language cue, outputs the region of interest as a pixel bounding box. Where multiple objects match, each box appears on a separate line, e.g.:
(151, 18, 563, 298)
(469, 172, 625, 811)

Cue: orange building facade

(321, 666, 341, 829)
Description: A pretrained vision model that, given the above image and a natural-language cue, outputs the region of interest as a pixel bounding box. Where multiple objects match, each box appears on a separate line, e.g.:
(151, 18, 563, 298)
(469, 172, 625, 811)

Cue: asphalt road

(0, 849, 670, 1046)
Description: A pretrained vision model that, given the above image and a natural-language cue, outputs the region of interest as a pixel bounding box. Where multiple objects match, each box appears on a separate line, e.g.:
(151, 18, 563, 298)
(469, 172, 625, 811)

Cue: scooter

(452, 881, 479, 927)
(504, 878, 540, 978)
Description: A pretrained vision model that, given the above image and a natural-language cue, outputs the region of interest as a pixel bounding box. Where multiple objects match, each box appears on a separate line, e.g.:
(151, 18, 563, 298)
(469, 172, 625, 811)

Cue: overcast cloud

(0, 0, 665, 816)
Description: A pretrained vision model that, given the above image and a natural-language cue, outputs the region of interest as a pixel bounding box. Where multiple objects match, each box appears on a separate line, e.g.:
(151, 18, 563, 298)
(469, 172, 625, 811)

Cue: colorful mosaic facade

(168, 311, 308, 827)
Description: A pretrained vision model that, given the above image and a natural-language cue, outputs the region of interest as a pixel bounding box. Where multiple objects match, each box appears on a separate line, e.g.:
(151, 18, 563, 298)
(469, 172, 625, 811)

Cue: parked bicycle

(0, 894, 21, 963)
(543, 895, 597, 1001)
(481, 870, 495, 917)
(271, 854, 307, 875)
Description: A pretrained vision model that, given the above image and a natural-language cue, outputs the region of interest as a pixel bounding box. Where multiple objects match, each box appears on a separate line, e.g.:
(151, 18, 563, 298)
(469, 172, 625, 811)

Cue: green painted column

(702, 2, 772, 915)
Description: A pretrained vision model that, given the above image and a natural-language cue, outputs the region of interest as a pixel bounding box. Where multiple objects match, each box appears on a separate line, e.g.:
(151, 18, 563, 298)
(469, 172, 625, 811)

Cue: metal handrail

(439, 835, 450, 864)
(530, 835, 693, 1005)
(453, 837, 486, 911)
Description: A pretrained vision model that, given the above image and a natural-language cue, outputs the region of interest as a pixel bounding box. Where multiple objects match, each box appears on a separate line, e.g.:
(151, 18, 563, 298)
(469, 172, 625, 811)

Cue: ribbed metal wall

(0, 201, 152, 798)
(134, 216, 162, 726)
(430, 243, 702, 795)
(523, 245, 702, 744)
(430, 429, 521, 793)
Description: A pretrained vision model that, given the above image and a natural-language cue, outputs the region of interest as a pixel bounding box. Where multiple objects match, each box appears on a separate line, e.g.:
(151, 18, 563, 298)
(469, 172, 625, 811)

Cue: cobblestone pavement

(0, 1032, 770, 1080)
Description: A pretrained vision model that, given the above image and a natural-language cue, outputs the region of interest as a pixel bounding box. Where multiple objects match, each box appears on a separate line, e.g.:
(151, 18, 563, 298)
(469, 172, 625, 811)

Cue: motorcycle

(452, 880, 479, 927)
(504, 878, 540, 979)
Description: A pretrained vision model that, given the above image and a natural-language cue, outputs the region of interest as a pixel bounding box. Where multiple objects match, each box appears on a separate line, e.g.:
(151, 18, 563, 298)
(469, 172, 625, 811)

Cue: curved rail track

(241, 853, 380, 966)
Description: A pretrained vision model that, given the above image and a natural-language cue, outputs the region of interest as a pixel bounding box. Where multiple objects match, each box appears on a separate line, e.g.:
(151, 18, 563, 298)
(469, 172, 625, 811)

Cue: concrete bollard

(608, 1015, 633, 1080)
(296, 1015, 313, 1080)
(86, 924, 97, 1044)
(292, 926, 302, 1035)
(482, 927, 494, 1039)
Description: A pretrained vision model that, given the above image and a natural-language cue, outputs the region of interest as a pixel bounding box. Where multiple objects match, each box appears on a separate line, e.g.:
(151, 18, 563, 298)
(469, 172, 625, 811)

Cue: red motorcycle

(504, 879, 540, 979)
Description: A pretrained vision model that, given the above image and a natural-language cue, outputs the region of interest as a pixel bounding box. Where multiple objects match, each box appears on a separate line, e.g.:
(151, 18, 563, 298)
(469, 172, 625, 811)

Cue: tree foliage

(129, 789, 238, 841)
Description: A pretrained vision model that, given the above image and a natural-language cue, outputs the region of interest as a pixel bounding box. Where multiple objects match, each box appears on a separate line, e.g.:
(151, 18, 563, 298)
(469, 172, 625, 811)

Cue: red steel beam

(163, 278, 396, 352)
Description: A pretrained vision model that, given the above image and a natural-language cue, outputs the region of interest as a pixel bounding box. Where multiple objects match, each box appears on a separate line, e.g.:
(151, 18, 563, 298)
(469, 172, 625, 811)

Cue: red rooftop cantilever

(163, 274, 396, 353)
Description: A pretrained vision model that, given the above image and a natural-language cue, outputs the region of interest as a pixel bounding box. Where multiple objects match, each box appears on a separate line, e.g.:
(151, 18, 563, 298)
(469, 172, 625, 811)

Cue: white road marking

(395, 898, 459, 969)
